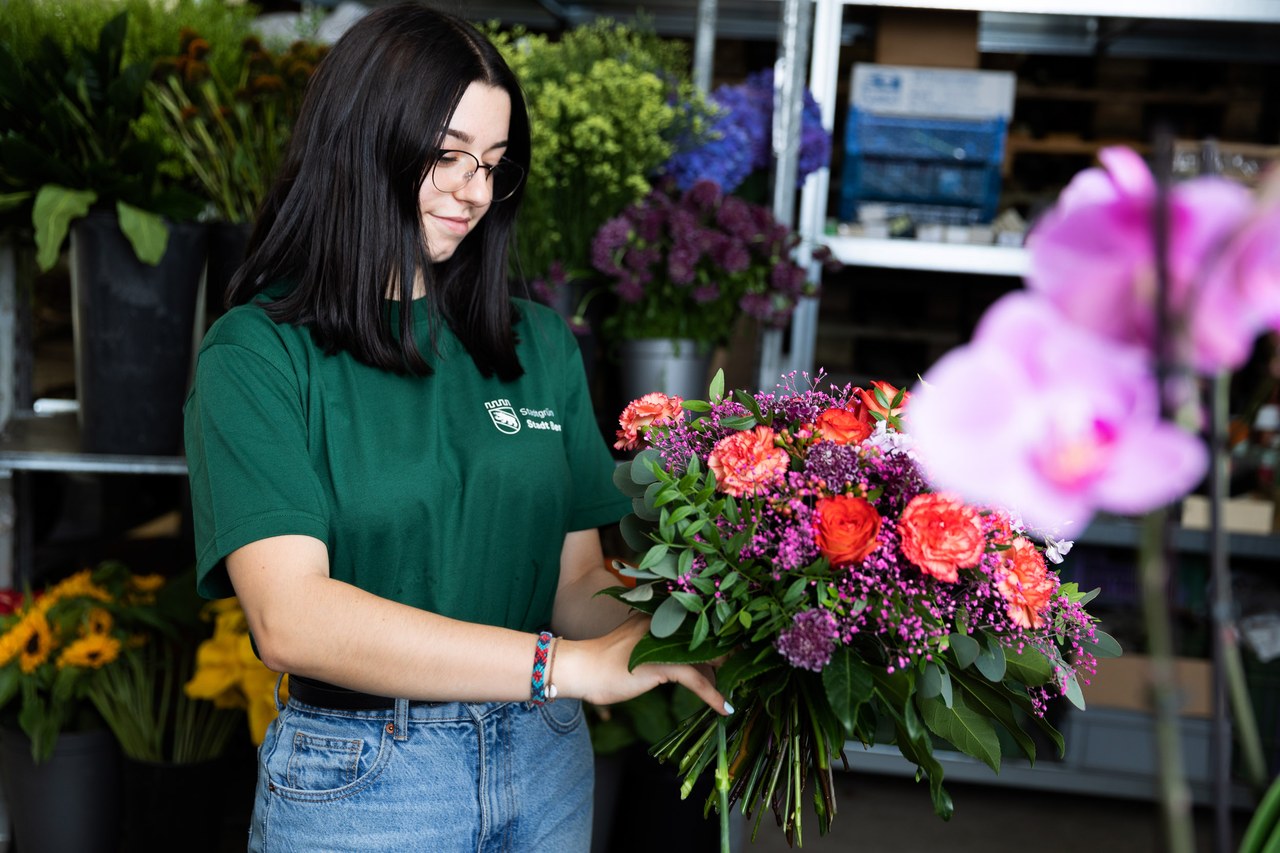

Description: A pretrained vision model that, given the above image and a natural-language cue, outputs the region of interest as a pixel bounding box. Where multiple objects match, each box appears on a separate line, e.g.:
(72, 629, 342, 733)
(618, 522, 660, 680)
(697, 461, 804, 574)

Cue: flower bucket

(69, 210, 208, 455)
(617, 338, 713, 410)
(0, 726, 120, 853)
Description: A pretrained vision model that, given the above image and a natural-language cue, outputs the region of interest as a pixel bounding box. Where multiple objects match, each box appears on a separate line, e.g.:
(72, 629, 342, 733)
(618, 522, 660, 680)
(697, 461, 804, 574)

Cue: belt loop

(274, 673, 287, 712)
(393, 697, 409, 742)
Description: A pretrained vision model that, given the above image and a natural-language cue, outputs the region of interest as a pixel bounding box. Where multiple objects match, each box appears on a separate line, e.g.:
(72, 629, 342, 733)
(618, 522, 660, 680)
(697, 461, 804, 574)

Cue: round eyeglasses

(429, 149, 524, 202)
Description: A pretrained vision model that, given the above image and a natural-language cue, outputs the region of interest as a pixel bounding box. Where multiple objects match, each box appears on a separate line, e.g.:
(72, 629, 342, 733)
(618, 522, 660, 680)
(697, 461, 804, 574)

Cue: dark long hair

(227, 3, 531, 380)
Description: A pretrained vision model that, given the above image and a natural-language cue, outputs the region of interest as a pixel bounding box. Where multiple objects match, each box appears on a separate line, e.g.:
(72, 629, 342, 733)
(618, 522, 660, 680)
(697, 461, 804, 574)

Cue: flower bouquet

(606, 372, 1120, 847)
(0, 561, 174, 761)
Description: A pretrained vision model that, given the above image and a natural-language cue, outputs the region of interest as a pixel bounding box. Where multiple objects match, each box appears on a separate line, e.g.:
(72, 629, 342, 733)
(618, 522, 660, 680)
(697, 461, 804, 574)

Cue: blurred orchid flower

(909, 292, 1208, 536)
(1025, 146, 1272, 374)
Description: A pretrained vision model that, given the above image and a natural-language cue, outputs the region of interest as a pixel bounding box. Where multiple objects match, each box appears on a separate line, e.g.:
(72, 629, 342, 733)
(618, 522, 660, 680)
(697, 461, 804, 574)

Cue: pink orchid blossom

(908, 292, 1207, 536)
(1025, 146, 1261, 373)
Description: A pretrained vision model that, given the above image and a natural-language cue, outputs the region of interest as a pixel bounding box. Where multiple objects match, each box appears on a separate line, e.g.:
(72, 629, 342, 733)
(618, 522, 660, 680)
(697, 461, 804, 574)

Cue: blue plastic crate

(840, 109, 1007, 223)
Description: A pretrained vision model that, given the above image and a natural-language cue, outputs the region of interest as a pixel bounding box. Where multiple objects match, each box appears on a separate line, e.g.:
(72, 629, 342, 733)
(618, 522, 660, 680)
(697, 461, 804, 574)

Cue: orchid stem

(717, 714, 730, 853)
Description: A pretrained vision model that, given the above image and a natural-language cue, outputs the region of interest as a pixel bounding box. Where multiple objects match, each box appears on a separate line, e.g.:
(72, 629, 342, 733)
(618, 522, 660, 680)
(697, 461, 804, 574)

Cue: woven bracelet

(530, 630, 554, 705)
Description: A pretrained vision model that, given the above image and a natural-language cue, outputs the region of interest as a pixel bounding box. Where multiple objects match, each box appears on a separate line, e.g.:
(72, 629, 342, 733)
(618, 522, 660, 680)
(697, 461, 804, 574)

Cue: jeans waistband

(288, 675, 424, 711)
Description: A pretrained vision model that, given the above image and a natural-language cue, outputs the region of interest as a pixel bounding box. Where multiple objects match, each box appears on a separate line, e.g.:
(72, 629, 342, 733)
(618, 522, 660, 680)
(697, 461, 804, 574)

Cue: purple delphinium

(776, 608, 840, 672)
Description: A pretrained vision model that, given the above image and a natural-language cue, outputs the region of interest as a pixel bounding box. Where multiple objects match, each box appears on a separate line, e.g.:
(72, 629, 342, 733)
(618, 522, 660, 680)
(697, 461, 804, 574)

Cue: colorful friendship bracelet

(530, 630, 556, 705)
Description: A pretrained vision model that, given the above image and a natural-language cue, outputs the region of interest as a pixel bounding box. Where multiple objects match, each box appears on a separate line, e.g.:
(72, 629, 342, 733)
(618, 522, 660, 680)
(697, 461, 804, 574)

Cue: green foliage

(0, 9, 207, 265)
(487, 18, 715, 284)
(148, 30, 325, 223)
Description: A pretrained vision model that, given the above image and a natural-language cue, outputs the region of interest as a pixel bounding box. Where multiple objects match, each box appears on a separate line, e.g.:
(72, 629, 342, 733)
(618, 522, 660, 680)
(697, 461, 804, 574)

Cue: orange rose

(898, 492, 985, 583)
(815, 495, 882, 566)
(998, 537, 1057, 628)
(815, 407, 872, 445)
(707, 426, 790, 497)
(860, 380, 909, 421)
(614, 392, 685, 450)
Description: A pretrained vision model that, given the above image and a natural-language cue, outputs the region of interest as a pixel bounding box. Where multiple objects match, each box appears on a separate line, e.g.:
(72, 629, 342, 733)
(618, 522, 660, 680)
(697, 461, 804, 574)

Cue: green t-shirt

(183, 296, 630, 633)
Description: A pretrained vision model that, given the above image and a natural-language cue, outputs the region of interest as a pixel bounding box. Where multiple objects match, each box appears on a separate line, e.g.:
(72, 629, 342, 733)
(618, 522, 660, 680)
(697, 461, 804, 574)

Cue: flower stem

(717, 714, 730, 853)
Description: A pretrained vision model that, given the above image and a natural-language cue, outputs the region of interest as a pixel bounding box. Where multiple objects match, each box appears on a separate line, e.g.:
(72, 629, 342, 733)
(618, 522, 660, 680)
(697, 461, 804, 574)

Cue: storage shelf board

(1079, 515, 1280, 561)
(0, 412, 187, 475)
(828, 235, 1029, 276)
(831, 0, 1280, 24)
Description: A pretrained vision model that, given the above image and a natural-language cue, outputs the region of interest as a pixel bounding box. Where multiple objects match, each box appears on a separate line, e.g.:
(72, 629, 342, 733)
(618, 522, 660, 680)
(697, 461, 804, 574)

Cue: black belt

(288, 675, 416, 711)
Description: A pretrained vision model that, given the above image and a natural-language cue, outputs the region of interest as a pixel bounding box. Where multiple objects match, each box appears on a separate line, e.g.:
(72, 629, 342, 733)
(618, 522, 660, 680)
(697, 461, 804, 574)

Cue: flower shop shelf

(825, 235, 1028, 277)
(0, 409, 188, 589)
(1079, 514, 1280, 561)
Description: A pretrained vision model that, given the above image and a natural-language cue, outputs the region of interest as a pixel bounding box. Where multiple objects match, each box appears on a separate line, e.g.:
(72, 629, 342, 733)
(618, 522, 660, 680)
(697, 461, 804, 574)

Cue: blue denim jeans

(247, 687, 593, 852)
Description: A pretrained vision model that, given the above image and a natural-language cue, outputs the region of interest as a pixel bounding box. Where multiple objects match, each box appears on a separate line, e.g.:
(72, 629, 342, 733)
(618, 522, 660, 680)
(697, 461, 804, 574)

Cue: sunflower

(57, 633, 121, 670)
(17, 612, 53, 674)
(85, 606, 114, 636)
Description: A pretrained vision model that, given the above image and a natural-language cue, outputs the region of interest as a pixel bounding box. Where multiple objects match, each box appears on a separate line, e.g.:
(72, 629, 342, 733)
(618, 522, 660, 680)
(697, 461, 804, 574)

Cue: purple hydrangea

(776, 608, 840, 672)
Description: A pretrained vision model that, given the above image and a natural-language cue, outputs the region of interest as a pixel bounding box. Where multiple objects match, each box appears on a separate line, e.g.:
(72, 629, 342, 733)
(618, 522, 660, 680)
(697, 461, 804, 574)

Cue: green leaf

(638, 544, 672, 574)
(1063, 673, 1086, 710)
(633, 490, 660, 522)
(691, 611, 709, 649)
(629, 633, 730, 669)
(0, 190, 32, 213)
(620, 514, 655, 552)
(821, 647, 874, 735)
(682, 400, 711, 412)
(632, 449, 661, 484)
(620, 582, 657, 603)
(1003, 647, 1055, 687)
(733, 389, 764, 421)
(717, 647, 782, 696)
(949, 633, 980, 669)
(708, 368, 725, 401)
(32, 185, 96, 271)
(919, 691, 1002, 774)
(650, 595, 689, 638)
(671, 590, 703, 612)
(613, 462, 647, 498)
(719, 414, 757, 431)
(116, 201, 169, 266)
(950, 669, 1038, 763)
(974, 638, 1007, 682)
(1083, 630, 1123, 659)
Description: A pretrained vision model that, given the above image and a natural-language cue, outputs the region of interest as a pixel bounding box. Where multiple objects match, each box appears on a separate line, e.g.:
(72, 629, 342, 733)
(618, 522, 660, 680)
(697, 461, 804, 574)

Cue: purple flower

(693, 283, 719, 304)
(776, 608, 839, 672)
(1025, 146, 1257, 373)
(1192, 201, 1280, 371)
(908, 291, 1207, 536)
(591, 217, 632, 275)
(683, 179, 723, 213)
(615, 276, 645, 304)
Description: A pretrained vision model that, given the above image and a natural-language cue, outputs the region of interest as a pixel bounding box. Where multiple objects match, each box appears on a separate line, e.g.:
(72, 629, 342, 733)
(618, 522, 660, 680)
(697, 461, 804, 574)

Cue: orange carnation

(707, 426, 790, 497)
(614, 392, 685, 450)
(815, 407, 872, 445)
(998, 537, 1057, 628)
(898, 492, 985, 583)
(815, 495, 882, 565)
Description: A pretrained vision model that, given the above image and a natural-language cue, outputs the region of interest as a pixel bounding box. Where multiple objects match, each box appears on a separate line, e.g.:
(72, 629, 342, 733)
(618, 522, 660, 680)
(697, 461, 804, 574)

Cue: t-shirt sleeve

(550, 315, 632, 532)
(183, 318, 330, 600)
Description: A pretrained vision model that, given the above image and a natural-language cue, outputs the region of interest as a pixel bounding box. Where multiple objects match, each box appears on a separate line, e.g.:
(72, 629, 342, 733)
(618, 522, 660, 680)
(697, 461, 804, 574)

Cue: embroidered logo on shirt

(485, 398, 521, 434)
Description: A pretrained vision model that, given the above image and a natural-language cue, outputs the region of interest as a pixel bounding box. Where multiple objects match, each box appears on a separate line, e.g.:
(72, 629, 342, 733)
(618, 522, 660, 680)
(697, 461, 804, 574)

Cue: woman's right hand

(552, 613, 732, 715)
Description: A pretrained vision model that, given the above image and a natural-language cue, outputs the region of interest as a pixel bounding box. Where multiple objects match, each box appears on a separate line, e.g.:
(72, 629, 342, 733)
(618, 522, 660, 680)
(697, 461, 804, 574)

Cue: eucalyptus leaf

(1063, 673, 1087, 710)
(611, 559, 659, 581)
(632, 490, 660, 522)
(613, 462, 647, 498)
(620, 513, 656, 552)
(631, 449, 661, 484)
(650, 595, 689, 638)
(949, 633, 980, 669)
(1083, 630, 1124, 659)
(620, 582, 657, 603)
(974, 639, 1007, 683)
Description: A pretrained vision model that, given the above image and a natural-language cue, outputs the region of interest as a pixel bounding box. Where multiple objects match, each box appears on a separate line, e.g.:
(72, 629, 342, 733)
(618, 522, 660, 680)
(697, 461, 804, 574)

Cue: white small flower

(1044, 535, 1074, 565)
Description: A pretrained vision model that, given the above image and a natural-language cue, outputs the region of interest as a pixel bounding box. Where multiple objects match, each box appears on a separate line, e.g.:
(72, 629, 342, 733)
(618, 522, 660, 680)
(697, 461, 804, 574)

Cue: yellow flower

(37, 570, 110, 613)
(186, 631, 247, 709)
(85, 607, 113, 636)
(17, 612, 52, 674)
(129, 574, 166, 594)
(57, 633, 121, 670)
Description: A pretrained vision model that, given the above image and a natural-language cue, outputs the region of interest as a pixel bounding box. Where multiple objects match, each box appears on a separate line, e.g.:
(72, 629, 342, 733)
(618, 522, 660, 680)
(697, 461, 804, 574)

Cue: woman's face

(419, 82, 512, 264)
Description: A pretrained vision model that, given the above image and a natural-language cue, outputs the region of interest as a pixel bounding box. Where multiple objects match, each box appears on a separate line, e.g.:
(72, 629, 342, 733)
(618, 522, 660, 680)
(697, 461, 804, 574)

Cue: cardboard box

(875, 8, 979, 69)
(1083, 654, 1214, 719)
(850, 63, 1016, 122)
(1181, 494, 1274, 534)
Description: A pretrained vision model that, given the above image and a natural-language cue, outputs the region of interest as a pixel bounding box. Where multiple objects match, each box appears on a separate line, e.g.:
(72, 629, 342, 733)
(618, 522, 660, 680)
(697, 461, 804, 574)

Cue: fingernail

(723, 701, 735, 715)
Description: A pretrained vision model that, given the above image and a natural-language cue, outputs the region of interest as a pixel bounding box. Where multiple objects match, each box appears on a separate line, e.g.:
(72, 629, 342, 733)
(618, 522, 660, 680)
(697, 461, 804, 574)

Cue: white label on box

(851, 64, 1016, 121)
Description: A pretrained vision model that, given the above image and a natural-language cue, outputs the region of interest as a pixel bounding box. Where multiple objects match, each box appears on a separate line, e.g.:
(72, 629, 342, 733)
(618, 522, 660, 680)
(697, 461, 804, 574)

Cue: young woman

(183, 5, 729, 850)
